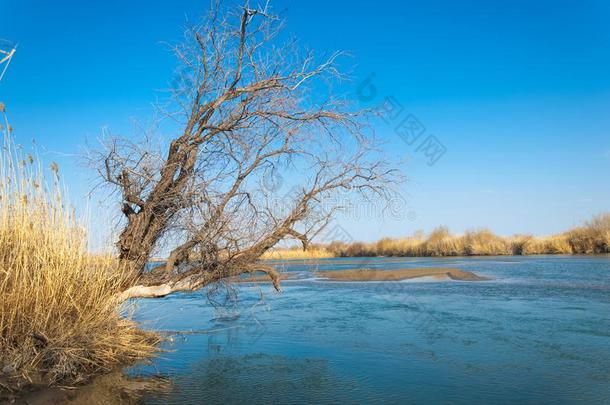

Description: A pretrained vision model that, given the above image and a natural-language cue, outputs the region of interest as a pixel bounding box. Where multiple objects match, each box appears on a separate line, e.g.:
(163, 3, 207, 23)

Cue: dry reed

(265, 215, 610, 259)
(0, 112, 157, 389)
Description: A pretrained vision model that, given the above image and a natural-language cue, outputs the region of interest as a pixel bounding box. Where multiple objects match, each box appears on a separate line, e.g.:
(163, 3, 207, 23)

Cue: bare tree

(93, 1, 398, 300)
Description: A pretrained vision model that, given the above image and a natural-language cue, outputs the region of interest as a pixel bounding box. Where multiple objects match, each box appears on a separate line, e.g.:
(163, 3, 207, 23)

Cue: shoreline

(1, 371, 171, 405)
(261, 253, 610, 263)
(233, 267, 491, 283)
(262, 252, 610, 261)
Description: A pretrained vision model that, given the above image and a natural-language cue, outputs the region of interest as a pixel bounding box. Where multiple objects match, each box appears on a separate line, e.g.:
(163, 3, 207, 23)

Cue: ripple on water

(122, 256, 610, 404)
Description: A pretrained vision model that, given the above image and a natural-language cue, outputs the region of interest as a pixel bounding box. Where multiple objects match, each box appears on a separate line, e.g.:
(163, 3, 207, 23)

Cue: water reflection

(141, 353, 359, 404)
(14, 372, 171, 405)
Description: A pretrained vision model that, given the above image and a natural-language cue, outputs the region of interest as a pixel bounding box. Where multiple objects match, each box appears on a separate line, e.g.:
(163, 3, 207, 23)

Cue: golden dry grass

(265, 215, 610, 259)
(566, 214, 610, 254)
(261, 247, 335, 260)
(0, 129, 157, 388)
(511, 235, 573, 255)
(374, 237, 423, 256)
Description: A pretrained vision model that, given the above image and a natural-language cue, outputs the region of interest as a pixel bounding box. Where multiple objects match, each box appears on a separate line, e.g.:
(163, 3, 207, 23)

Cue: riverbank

(262, 214, 610, 260)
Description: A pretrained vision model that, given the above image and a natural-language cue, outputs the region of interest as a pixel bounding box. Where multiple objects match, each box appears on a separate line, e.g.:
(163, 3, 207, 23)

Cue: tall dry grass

(374, 235, 425, 256)
(0, 112, 157, 388)
(510, 235, 572, 255)
(265, 215, 610, 259)
(566, 214, 610, 254)
(261, 246, 335, 260)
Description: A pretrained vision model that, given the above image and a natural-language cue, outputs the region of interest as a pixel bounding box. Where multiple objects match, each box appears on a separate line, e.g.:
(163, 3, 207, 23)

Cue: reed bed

(265, 215, 610, 259)
(0, 115, 157, 389)
(261, 247, 335, 260)
(566, 214, 610, 254)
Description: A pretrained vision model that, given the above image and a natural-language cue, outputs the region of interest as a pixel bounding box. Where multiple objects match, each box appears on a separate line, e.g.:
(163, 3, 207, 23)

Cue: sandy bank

(316, 268, 489, 281)
(233, 267, 490, 283)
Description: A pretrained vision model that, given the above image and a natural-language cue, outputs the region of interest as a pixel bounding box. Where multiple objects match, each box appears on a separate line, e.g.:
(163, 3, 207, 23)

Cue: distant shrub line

(263, 215, 610, 259)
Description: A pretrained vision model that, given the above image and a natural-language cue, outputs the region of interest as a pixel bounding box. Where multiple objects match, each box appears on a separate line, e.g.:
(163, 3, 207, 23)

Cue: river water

(123, 256, 610, 404)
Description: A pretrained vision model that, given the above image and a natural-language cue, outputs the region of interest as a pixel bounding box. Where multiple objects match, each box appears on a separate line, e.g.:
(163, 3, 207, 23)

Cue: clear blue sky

(1, 0, 609, 242)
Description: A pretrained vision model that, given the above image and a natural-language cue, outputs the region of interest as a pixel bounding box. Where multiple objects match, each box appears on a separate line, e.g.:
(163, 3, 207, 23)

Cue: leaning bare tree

(94, 2, 398, 300)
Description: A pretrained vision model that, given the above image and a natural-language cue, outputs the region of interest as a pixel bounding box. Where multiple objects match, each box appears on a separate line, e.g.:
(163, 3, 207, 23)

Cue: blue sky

(1, 0, 609, 242)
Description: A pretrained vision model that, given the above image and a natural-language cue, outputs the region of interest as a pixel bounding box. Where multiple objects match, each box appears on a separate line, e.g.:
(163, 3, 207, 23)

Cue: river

(114, 256, 610, 403)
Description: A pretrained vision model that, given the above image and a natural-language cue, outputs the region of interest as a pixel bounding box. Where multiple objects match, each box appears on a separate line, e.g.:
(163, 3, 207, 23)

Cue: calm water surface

(125, 256, 610, 404)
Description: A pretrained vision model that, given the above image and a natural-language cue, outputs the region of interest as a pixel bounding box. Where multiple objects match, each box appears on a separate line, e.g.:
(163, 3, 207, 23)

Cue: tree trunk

(117, 209, 168, 275)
